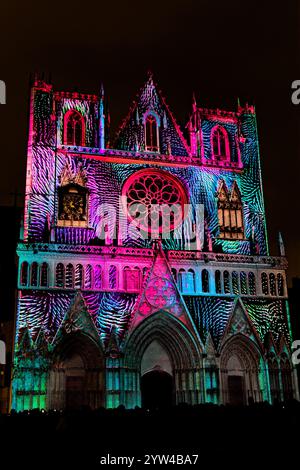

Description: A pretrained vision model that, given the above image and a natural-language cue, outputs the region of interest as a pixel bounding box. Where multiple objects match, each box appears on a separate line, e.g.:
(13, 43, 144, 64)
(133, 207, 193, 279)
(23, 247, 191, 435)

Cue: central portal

(141, 369, 173, 409)
(140, 340, 174, 409)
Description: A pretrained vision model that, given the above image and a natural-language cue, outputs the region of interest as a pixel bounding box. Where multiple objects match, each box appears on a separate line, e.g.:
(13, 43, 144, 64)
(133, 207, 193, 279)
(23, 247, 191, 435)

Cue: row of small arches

(171, 268, 285, 296)
(261, 272, 284, 297)
(20, 262, 285, 297)
(20, 262, 144, 291)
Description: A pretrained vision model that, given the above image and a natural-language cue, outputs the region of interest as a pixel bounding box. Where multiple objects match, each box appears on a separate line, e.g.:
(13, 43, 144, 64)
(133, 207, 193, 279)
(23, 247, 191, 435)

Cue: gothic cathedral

(12, 74, 299, 410)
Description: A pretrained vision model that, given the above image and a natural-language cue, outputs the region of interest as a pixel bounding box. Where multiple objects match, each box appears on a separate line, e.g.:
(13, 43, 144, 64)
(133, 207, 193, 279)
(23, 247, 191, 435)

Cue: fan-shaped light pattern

(18, 290, 137, 345)
(18, 292, 74, 341)
(243, 299, 290, 342)
(83, 292, 139, 342)
(184, 296, 234, 346)
(184, 296, 290, 346)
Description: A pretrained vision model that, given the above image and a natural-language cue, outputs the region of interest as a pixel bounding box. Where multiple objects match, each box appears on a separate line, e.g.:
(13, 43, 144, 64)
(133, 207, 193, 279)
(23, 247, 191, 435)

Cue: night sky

(0, 1, 299, 283)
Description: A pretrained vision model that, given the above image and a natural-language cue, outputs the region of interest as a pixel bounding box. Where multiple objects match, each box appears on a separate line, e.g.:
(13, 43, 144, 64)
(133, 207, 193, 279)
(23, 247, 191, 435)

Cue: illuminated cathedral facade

(12, 74, 299, 411)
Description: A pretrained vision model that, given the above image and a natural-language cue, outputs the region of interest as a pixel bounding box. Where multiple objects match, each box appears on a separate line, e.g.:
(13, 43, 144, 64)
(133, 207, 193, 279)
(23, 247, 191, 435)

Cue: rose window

(122, 170, 187, 234)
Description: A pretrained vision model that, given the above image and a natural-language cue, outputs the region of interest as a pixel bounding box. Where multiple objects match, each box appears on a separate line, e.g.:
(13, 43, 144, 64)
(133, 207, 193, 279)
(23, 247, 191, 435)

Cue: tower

(12, 74, 298, 411)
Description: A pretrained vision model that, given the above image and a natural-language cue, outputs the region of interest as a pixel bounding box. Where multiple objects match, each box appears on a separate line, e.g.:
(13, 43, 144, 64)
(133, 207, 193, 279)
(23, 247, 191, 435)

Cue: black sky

(0, 0, 299, 283)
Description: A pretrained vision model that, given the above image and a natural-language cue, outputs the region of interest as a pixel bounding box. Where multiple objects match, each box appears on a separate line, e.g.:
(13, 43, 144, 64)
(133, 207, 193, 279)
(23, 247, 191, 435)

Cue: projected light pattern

(184, 296, 290, 347)
(12, 74, 296, 411)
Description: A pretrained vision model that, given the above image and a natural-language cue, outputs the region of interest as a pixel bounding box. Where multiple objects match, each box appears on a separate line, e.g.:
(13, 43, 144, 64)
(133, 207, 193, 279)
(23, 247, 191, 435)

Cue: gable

(128, 242, 200, 343)
(219, 299, 263, 352)
(114, 74, 190, 156)
(52, 292, 100, 346)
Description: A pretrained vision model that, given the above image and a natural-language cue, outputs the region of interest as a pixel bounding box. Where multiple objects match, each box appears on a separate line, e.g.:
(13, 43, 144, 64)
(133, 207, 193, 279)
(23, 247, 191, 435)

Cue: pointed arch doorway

(124, 311, 203, 408)
(64, 353, 85, 409)
(220, 334, 262, 405)
(140, 340, 174, 409)
(141, 368, 174, 409)
(48, 332, 105, 410)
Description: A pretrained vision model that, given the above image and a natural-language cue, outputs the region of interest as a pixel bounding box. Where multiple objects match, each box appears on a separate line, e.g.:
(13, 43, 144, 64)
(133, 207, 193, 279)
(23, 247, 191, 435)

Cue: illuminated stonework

(123, 169, 187, 233)
(11, 73, 298, 411)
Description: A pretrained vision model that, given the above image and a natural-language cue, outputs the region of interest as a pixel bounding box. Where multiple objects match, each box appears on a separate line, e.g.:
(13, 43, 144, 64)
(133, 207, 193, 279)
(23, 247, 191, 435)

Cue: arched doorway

(140, 340, 174, 408)
(226, 355, 245, 406)
(124, 311, 203, 408)
(141, 368, 174, 409)
(220, 335, 262, 405)
(48, 332, 104, 410)
(63, 353, 85, 409)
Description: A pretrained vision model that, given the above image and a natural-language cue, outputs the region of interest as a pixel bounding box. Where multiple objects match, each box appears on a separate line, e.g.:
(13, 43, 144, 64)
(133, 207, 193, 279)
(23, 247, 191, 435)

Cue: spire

(105, 102, 111, 148)
(19, 214, 24, 240)
(278, 231, 286, 257)
(192, 92, 197, 113)
(147, 69, 154, 82)
(135, 107, 140, 125)
(163, 110, 168, 129)
(134, 133, 140, 151)
(100, 82, 104, 99)
(188, 92, 200, 157)
(99, 82, 105, 150)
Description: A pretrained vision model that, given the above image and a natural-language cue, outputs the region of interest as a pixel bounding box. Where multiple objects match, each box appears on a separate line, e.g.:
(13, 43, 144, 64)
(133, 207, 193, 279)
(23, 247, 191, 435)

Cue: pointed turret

(278, 231, 286, 257)
(188, 93, 201, 157)
(105, 101, 111, 148)
(192, 92, 197, 114)
(99, 83, 105, 150)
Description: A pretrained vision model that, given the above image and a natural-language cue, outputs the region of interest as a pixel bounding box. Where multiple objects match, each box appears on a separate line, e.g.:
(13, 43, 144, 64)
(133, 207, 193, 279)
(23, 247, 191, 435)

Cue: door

(228, 375, 244, 405)
(66, 376, 84, 409)
(141, 370, 174, 409)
